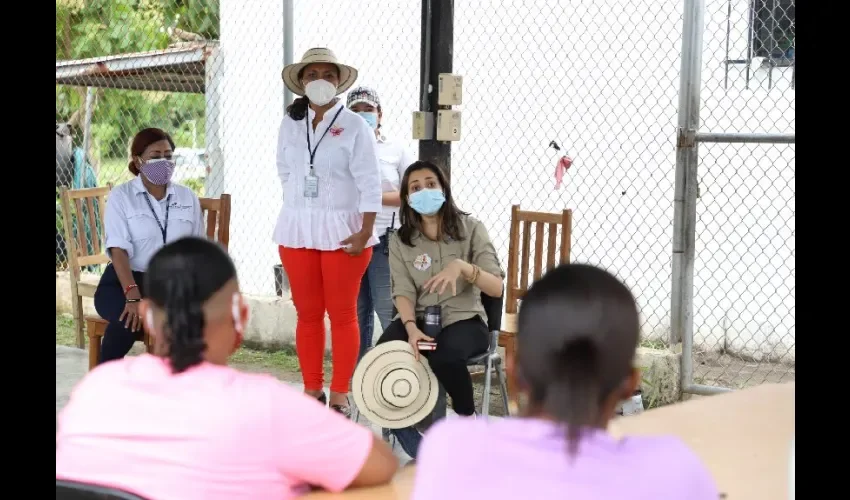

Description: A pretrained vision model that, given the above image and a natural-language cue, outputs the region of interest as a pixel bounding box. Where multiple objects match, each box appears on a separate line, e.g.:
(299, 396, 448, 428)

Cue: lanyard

(306, 107, 344, 171)
(143, 193, 171, 244)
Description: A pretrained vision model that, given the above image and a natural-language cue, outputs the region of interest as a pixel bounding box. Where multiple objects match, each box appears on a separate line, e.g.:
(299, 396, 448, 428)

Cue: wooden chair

(199, 194, 231, 249)
(501, 204, 573, 410)
(60, 188, 232, 370)
(59, 185, 145, 369)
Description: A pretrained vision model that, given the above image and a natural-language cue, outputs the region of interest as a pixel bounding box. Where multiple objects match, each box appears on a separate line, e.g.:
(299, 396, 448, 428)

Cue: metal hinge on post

(676, 128, 700, 198)
(676, 127, 696, 148)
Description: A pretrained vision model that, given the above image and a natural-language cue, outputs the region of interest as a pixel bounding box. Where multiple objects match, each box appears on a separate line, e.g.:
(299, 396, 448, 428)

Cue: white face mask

(304, 79, 337, 106)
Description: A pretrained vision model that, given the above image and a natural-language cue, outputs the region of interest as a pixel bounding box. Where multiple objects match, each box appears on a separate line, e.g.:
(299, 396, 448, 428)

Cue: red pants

(279, 246, 372, 393)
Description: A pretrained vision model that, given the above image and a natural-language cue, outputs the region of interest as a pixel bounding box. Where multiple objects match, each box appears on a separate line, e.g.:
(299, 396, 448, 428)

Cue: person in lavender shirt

(412, 264, 719, 500)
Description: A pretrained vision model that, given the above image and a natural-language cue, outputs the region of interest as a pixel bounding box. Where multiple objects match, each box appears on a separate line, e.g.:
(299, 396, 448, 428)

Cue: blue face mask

(356, 111, 379, 129)
(409, 188, 446, 216)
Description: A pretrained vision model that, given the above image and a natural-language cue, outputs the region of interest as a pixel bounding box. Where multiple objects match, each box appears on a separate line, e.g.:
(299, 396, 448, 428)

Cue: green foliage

(56, 0, 218, 166)
(183, 177, 205, 197)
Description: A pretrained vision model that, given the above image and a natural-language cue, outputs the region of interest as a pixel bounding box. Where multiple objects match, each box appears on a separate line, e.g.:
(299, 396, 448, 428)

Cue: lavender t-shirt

(412, 418, 719, 500)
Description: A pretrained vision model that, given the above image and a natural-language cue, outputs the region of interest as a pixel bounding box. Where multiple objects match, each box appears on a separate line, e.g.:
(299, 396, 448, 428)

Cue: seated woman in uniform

(95, 128, 205, 365)
(379, 160, 504, 458)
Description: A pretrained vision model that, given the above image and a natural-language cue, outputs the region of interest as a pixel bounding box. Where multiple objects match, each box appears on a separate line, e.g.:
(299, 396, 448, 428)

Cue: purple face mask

(140, 158, 175, 185)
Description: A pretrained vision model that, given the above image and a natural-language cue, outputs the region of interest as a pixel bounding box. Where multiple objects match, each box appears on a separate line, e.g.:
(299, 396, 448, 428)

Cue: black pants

(376, 316, 488, 415)
(93, 264, 146, 364)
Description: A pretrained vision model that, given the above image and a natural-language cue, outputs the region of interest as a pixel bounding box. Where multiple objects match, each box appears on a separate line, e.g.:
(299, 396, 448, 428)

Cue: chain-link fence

(56, 0, 794, 390)
(55, 0, 422, 300)
(451, 0, 688, 347)
(56, 0, 215, 272)
(686, 0, 795, 391)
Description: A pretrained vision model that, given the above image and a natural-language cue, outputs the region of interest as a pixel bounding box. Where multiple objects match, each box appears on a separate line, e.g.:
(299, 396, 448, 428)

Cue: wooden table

(306, 382, 794, 499)
(305, 466, 415, 500)
(610, 382, 795, 500)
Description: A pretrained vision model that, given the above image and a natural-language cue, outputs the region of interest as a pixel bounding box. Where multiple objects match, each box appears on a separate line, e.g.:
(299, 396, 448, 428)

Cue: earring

(232, 293, 243, 333)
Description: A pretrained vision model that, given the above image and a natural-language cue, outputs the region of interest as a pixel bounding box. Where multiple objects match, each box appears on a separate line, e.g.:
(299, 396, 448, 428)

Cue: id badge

(304, 173, 319, 198)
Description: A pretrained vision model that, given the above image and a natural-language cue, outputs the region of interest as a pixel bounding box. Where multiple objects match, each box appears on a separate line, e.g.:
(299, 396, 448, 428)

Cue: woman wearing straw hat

(275, 48, 382, 417)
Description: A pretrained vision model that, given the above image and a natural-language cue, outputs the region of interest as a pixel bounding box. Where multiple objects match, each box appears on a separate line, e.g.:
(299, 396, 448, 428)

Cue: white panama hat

(281, 47, 359, 96)
(351, 341, 440, 429)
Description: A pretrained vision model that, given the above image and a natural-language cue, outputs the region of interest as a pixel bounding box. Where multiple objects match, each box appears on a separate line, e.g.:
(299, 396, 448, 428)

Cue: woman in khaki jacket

(379, 160, 504, 458)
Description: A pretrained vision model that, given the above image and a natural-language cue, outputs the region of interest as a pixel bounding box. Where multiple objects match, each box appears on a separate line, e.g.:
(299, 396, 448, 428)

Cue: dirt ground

(692, 351, 795, 389)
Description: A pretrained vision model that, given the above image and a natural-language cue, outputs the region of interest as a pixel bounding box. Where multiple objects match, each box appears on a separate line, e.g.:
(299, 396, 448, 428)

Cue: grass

(97, 158, 134, 187)
(55, 313, 327, 379)
(56, 314, 81, 348)
(639, 338, 669, 350)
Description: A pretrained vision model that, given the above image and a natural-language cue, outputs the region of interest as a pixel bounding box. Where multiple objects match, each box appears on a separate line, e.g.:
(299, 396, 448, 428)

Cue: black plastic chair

(465, 290, 510, 417)
(56, 480, 149, 500)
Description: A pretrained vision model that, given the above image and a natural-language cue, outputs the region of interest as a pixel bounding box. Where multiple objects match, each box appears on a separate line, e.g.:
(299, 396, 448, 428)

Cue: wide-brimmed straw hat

(351, 341, 440, 429)
(281, 48, 359, 97)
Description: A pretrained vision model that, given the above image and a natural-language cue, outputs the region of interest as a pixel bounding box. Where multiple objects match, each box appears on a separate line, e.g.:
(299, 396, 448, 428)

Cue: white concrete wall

(211, 0, 794, 361)
(218, 0, 286, 296)
(55, 272, 383, 349)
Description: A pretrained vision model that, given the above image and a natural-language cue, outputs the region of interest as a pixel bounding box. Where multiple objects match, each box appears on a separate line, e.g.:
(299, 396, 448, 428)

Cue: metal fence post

(82, 87, 95, 170)
(418, 0, 453, 177)
(283, 0, 294, 109)
(672, 0, 706, 393)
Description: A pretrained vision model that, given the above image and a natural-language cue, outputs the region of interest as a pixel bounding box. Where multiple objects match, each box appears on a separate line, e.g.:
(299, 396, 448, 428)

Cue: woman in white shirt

(347, 86, 416, 360)
(94, 128, 205, 364)
(275, 48, 382, 416)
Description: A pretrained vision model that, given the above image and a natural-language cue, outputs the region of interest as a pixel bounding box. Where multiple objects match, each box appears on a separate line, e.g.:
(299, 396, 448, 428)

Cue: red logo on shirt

(329, 126, 344, 137)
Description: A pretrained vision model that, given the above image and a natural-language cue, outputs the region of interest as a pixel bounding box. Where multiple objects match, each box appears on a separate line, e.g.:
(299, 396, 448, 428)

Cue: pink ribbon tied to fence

(554, 155, 573, 189)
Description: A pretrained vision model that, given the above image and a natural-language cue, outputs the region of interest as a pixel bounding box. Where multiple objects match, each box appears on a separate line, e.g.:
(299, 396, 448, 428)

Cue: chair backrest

(56, 479, 149, 500)
(480, 289, 504, 333)
(59, 185, 112, 281)
(505, 204, 572, 314)
(199, 194, 231, 249)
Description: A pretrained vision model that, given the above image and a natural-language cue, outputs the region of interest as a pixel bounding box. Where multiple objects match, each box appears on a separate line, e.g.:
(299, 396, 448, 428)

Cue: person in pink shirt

(412, 264, 719, 500)
(56, 237, 398, 500)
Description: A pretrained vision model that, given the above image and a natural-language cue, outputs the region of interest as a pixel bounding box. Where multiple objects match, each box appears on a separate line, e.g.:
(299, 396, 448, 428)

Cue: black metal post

(419, 0, 454, 178)
(745, 0, 754, 89)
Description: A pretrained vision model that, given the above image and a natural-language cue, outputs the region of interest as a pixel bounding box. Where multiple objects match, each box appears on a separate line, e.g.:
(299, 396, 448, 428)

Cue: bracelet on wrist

(466, 264, 481, 283)
(125, 298, 141, 304)
(124, 284, 139, 296)
(403, 319, 416, 327)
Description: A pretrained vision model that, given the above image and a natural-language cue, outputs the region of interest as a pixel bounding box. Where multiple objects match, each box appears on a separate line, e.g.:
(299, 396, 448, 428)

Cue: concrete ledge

(56, 272, 382, 350)
(636, 346, 681, 407)
(56, 271, 303, 346)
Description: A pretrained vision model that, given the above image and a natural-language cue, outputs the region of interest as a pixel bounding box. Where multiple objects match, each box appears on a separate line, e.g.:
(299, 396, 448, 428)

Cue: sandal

(331, 403, 352, 419)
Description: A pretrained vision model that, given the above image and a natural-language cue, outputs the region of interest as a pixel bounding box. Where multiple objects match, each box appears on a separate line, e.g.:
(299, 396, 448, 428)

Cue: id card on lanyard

(144, 193, 171, 244)
(304, 107, 344, 199)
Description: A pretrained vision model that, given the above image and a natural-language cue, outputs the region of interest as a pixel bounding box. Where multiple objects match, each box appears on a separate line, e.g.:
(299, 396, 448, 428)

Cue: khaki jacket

(389, 215, 504, 327)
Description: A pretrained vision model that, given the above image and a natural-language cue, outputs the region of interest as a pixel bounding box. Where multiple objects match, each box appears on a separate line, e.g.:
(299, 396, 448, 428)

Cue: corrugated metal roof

(55, 43, 216, 94)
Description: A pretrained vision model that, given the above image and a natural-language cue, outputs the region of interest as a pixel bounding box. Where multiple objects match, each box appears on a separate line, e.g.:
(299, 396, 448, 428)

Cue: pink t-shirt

(412, 418, 719, 500)
(56, 354, 373, 500)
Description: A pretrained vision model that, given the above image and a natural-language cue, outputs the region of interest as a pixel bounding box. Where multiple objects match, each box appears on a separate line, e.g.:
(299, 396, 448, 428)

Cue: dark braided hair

(286, 96, 311, 121)
(144, 237, 237, 374)
(517, 264, 639, 457)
